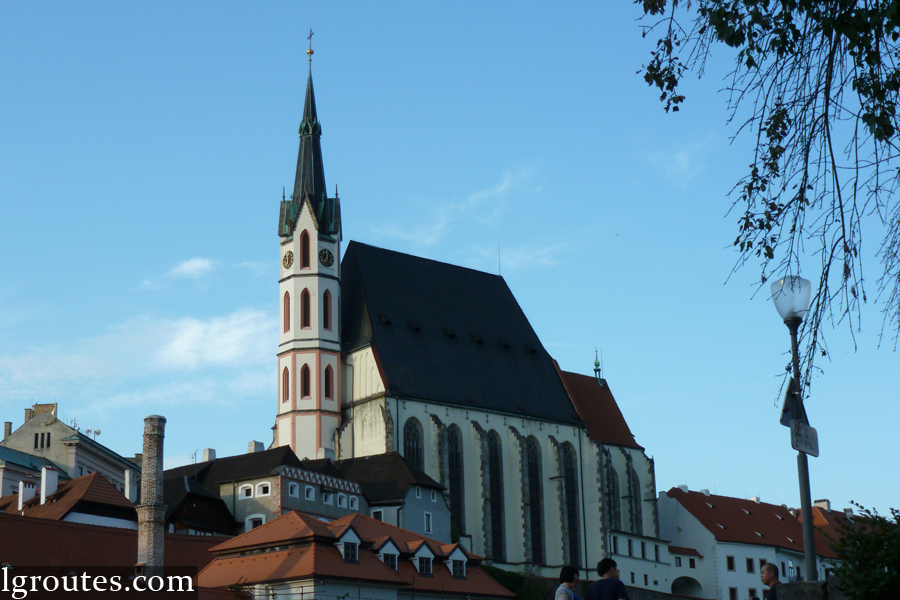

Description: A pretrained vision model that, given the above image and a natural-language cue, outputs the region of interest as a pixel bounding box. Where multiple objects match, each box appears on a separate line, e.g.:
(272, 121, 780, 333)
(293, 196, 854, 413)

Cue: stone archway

(671, 576, 703, 597)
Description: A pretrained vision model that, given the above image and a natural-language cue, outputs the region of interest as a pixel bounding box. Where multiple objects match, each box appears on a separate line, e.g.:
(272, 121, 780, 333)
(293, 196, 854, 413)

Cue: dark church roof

(164, 445, 304, 490)
(341, 242, 582, 426)
(335, 452, 443, 504)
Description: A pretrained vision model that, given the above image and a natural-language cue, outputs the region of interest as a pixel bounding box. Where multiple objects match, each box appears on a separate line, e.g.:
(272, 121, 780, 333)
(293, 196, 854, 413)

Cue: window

(424, 512, 433, 533)
(689, 558, 696, 569)
(629, 466, 643, 534)
(383, 553, 397, 570)
(34, 433, 38, 449)
(641, 541, 647, 559)
(404, 418, 424, 471)
(487, 429, 506, 562)
(349, 496, 358, 510)
(749, 588, 757, 599)
(324, 365, 333, 399)
(747, 557, 756, 573)
(78, 467, 83, 476)
(781, 562, 786, 578)
(452, 560, 465, 578)
(323, 492, 333, 505)
(301, 364, 311, 398)
(447, 424, 465, 537)
(630, 572, 635, 584)
(415, 486, 422, 499)
(525, 436, 544, 565)
(760, 558, 767, 571)
(418, 557, 432, 575)
(300, 230, 310, 268)
(282, 367, 290, 402)
(655, 544, 660, 562)
(239, 485, 253, 499)
(628, 539, 633, 556)
(675, 557, 682, 567)
(431, 490, 436, 502)
(323, 290, 332, 330)
(372, 509, 383, 521)
(283, 291, 291, 332)
(613, 536, 619, 554)
(289, 483, 299, 497)
(644, 574, 648, 585)
(561, 442, 581, 565)
(338, 493, 347, 507)
(300, 289, 311, 328)
(606, 461, 622, 530)
(305, 486, 315, 501)
(256, 483, 270, 497)
(250, 518, 263, 529)
(727, 555, 736, 571)
(729, 588, 738, 600)
(343, 542, 358, 562)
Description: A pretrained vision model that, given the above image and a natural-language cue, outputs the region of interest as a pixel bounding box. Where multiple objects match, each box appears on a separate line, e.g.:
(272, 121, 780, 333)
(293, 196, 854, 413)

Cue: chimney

(18, 481, 36, 511)
(3, 422, 11, 441)
(700, 489, 710, 496)
(751, 496, 761, 504)
(677, 485, 689, 493)
(843, 507, 853, 518)
(136, 415, 167, 578)
(813, 499, 831, 511)
(202, 448, 216, 462)
(40, 467, 59, 504)
(24, 408, 34, 422)
(317, 447, 335, 460)
(247, 441, 264, 453)
(124, 469, 136, 503)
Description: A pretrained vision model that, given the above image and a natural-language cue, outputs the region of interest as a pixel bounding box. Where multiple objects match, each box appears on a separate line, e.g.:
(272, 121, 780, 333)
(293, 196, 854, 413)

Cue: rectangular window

(675, 557, 682, 567)
(613, 536, 619, 554)
(452, 560, 465, 578)
(323, 492, 333, 505)
(431, 490, 436, 502)
(250, 518, 263, 529)
(416, 486, 421, 499)
(747, 558, 755, 573)
(749, 588, 757, 599)
(726, 556, 736, 571)
(643, 574, 648, 585)
(305, 486, 315, 501)
(728, 588, 737, 600)
(641, 541, 647, 559)
(349, 496, 358, 510)
(46, 433, 50, 448)
(628, 539, 633, 556)
(384, 553, 397, 571)
(34, 433, 39, 449)
(689, 558, 696, 569)
(338, 493, 347, 507)
(630, 572, 635, 584)
(419, 557, 432, 575)
(655, 545, 660, 562)
(424, 512, 433, 533)
(372, 509, 383, 521)
(760, 558, 767, 571)
(781, 562, 786, 578)
(344, 542, 358, 562)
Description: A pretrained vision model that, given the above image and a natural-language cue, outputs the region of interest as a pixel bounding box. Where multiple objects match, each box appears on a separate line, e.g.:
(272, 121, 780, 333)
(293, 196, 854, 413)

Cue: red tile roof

(668, 546, 703, 557)
(665, 488, 837, 559)
(1, 472, 136, 521)
(556, 367, 643, 449)
(211, 511, 335, 553)
(328, 513, 481, 559)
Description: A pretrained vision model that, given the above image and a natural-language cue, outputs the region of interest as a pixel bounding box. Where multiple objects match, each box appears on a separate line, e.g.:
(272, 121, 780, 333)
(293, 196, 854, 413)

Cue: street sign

(791, 419, 819, 457)
(780, 378, 806, 427)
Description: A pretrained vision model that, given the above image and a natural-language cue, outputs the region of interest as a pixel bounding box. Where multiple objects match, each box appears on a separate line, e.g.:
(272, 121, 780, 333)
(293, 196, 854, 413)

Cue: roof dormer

(443, 545, 468, 578)
(373, 537, 401, 571)
(409, 540, 436, 576)
(335, 525, 362, 562)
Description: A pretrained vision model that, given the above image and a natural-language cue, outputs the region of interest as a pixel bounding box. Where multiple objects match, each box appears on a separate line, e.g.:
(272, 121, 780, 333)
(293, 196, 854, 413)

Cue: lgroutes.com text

(2, 568, 195, 599)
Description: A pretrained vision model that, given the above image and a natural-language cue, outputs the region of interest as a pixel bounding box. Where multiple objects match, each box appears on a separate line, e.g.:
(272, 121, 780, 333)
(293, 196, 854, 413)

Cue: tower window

(283, 291, 291, 332)
(300, 230, 310, 268)
(323, 289, 332, 330)
(403, 418, 424, 471)
(324, 365, 333, 399)
(301, 365, 311, 398)
(282, 367, 290, 403)
(301, 289, 311, 329)
(488, 429, 506, 562)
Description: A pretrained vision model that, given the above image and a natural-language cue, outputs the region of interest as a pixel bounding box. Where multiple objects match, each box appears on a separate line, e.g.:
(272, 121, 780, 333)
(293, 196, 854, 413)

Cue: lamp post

(770, 275, 817, 581)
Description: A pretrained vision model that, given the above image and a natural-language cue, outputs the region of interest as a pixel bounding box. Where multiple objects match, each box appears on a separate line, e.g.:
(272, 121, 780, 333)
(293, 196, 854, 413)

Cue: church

(272, 58, 669, 585)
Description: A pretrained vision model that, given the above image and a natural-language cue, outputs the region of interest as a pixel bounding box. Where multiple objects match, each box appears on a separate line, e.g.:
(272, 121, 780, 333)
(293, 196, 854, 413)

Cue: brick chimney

(3, 422, 11, 441)
(136, 415, 167, 578)
(40, 467, 59, 504)
(24, 408, 34, 422)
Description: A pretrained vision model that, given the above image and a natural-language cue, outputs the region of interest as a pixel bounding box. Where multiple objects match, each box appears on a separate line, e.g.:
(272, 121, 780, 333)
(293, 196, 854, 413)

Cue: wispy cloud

(467, 241, 568, 273)
(645, 136, 714, 186)
(374, 169, 531, 246)
(156, 310, 275, 370)
(168, 257, 215, 279)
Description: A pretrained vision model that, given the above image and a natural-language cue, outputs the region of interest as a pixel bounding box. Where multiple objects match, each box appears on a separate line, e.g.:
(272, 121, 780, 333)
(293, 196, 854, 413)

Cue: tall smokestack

(136, 415, 167, 577)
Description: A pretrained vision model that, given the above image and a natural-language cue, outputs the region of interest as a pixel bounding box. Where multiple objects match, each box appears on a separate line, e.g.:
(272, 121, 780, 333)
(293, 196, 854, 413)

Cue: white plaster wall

(63, 512, 138, 530)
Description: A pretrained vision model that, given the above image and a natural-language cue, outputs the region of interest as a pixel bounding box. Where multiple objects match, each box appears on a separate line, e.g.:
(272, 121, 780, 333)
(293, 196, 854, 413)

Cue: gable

(340, 242, 582, 425)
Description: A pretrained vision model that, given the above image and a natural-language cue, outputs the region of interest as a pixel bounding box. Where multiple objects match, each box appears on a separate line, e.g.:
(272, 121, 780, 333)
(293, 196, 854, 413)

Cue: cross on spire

(307, 29, 314, 64)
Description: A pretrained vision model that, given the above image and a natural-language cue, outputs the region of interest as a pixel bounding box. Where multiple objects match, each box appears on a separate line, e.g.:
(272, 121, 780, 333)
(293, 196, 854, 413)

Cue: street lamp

(770, 275, 817, 581)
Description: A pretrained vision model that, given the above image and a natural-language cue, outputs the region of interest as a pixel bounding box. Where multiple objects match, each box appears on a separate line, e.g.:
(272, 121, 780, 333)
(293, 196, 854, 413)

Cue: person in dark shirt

(584, 557, 629, 600)
(761, 563, 780, 600)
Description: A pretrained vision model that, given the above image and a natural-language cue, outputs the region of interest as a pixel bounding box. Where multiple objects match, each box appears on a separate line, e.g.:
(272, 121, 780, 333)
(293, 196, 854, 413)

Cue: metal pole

(786, 318, 818, 581)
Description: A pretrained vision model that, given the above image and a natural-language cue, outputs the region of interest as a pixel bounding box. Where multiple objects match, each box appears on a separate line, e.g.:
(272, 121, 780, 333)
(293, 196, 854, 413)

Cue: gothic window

(606, 462, 622, 530)
(525, 436, 544, 565)
(447, 425, 465, 535)
(283, 291, 291, 332)
(323, 289, 332, 330)
(282, 367, 290, 403)
(561, 442, 581, 566)
(300, 230, 310, 268)
(324, 365, 334, 399)
(403, 418, 424, 471)
(301, 364, 311, 398)
(488, 430, 505, 562)
(630, 467, 643, 535)
(301, 289, 311, 328)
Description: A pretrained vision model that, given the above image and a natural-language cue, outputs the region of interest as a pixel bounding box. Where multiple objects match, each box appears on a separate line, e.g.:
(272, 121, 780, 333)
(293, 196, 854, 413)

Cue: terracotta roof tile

(666, 488, 837, 559)
(328, 513, 479, 559)
(211, 511, 335, 553)
(556, 368, 642, 449)
(3, 472, 135, 521)
(668, 546, 702, 557)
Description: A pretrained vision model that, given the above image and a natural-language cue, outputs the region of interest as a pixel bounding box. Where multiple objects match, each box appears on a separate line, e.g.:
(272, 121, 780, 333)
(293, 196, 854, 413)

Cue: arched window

(300, 364, 311, 398)
(487, 430, 505, 562)
(324, 365, 333, 399)
(301, 289, 311, 329)
(300, 230, 310, 268)
(525, 436, 544, 565)
(606, 462, 622, 531)
(323, 289, 332, 330)
(447, 425, 465, 535)
(403, 418, 424, 471)
(282, 367, 290, 403)
(561, 443, 581, 566)
(283, 291, 291, 333)
(630, 467, 643, 535)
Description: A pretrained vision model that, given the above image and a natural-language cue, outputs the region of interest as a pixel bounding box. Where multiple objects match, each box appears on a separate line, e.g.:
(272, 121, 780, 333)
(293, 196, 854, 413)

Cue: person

(584, 557, 629, 600)
(556, 566, 580, 600)
(760, 563, 780, 600)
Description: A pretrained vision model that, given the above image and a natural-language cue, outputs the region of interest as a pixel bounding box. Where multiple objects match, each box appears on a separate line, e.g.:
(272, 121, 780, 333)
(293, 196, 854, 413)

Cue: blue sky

(1, 2, 896, 515)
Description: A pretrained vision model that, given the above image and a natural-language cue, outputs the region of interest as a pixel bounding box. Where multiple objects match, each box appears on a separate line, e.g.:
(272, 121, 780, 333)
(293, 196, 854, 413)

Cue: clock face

(319, 248, 334, 267)
(282, 250, 294, 269)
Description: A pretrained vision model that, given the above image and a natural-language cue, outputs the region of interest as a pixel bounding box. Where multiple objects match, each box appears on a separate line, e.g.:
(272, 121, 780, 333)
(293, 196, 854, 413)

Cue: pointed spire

(292, 69, 327, 219)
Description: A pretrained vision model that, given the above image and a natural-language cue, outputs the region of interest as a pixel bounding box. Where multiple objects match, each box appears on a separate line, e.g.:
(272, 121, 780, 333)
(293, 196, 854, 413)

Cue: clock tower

(274, 62, 342, 460)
